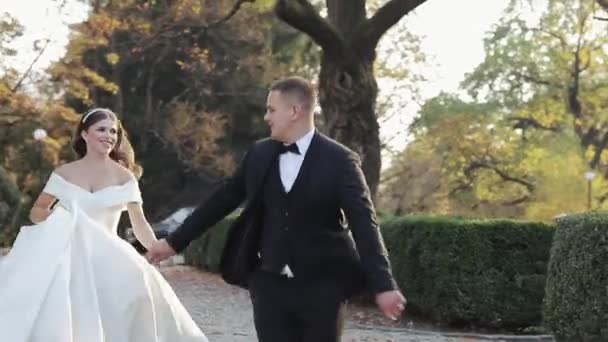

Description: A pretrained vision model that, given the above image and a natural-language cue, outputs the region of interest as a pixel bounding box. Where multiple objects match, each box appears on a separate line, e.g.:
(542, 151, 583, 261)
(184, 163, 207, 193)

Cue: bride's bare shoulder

(112, 162, 137, 184)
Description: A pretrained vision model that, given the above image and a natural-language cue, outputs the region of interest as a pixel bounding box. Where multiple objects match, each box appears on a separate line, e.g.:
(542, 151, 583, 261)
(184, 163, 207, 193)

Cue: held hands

(375, 290, 406, 321)
(145, 239, 177, 264)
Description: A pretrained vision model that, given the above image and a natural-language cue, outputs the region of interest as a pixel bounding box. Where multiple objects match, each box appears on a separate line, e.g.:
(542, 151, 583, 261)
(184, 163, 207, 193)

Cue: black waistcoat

(259, 158, 297, 274)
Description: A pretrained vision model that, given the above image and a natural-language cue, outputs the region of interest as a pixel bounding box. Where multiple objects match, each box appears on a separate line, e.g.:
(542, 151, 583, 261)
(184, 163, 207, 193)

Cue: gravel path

(160, 265, 555, 342)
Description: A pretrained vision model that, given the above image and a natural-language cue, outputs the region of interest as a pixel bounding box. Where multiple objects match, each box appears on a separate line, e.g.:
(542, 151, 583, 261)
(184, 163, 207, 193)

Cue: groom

(147, 76, 405, 341)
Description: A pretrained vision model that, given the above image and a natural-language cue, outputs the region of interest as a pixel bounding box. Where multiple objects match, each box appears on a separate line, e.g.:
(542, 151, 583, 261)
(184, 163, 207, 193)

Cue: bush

(182, 216, 235, 272)
(382, 216, 554, 329)
(182, 214, 555, 330)
(543, 212, 608, 341)
(0, 166, 22, 247)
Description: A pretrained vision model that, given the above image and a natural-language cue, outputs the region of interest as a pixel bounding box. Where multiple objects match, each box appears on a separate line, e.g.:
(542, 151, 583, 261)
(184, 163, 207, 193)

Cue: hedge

(183, 214, 555, 330)
(543, 212, 608, 341)
(382, 216, 554, 329)
(182, 217, 236, 273)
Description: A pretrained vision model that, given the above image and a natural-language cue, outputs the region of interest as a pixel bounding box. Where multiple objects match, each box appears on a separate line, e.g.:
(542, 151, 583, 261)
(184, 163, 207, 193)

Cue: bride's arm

(126, 203, 158, 250)
(29, 193, 57, 224)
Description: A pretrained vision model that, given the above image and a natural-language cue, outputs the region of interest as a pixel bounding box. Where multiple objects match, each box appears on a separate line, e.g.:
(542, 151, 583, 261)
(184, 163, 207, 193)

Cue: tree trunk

(318, 53, 381, 199)
(275, 0, 428, 201)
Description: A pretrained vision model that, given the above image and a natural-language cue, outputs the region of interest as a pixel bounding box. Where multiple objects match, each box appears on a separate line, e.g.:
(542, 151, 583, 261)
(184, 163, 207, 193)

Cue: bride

(0, 108, 208, 342)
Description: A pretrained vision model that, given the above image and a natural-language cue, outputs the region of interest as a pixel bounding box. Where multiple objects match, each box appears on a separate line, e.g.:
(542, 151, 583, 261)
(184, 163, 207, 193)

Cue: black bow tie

(279, 143, 300, 155)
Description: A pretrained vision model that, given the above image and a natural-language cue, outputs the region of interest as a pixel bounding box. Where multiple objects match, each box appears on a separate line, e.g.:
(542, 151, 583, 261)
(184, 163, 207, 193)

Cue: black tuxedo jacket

(166, 132, 396, 296)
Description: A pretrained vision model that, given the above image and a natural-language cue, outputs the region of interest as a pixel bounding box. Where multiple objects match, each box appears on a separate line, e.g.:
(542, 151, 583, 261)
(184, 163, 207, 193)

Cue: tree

(0, 76, 80, 244)
(464, 0, 608, 203)
(381, 93, 537, 218)
(0, 166, 22, 247)
(382, 0, 608, 219)
(378, 138, 443, 215)
(274, 0, 428, 200)
(0, 13, 23, 66)
(49, 0, 320, 219)
(381, 89, 601, 220)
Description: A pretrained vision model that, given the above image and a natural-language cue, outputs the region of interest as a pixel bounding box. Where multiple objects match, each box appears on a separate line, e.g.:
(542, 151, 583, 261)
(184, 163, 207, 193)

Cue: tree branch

(510, 70, 556, 88)
(502, 195, 530, 206)
(590, 131, 608, 169)
(509, 116, 561, 132)
(567, 40, 583, 120)
(11, 39, 50, 93)
(117, 0, 255, 57)
(532, 27, 568, 51)
(448, 182, 472, 196)
(465, 161, 535, 192)
(578, 126, 599, 148)
(274, 0, 344, 55)
(356, 0, 427, 49)
(208, 0, 256, 28)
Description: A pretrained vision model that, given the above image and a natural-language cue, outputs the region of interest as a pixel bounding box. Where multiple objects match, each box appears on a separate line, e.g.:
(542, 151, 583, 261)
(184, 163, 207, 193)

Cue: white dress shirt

(277, 128, 315, 277)
(279, 129, 315, 192)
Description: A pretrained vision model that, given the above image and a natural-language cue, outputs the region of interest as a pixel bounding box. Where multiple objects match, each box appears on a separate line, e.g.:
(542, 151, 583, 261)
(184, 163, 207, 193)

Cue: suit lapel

(246, 132, 323, 204)
(250, 140, 282, 196)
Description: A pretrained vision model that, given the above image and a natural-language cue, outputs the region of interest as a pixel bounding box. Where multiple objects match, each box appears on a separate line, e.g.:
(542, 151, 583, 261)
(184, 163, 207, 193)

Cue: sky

(403, 0, 509, 97)
(2, 0, 89, 71)
(1, 0, 511, 154)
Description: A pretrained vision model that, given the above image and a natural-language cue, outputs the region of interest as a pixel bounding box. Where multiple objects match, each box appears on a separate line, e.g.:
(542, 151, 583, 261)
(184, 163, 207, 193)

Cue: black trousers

(248, 269, 346, 342)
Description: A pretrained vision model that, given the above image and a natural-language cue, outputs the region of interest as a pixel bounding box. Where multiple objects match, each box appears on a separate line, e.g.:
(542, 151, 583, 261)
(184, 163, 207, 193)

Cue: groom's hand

(146, 239, 177, 264)
(376, 290, 406, 321)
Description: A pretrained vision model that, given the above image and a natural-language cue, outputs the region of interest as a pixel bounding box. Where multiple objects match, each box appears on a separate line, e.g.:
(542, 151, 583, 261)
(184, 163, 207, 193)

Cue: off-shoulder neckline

(51, 172, 136, 195)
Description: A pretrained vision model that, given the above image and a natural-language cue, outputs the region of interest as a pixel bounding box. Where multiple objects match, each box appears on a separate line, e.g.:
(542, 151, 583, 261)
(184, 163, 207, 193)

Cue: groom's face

(265, 90, 296, 142)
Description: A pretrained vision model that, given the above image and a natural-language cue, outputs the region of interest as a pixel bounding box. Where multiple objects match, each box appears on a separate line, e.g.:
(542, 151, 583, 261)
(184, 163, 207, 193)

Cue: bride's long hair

(73, 108, 142, 178)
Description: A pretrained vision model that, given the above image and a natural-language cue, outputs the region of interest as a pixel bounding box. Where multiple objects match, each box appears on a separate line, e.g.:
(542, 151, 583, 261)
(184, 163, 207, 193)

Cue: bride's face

(82, 117, 118, 155)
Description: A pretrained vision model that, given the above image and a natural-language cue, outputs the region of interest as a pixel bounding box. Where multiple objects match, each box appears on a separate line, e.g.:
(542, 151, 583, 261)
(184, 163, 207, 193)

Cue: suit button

(285, 212, 289, 216)
(284, 226, 289, 231)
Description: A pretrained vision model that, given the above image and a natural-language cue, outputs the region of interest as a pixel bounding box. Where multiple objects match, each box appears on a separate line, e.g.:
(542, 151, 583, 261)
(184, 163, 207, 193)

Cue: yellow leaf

(105, 53, 120, 65)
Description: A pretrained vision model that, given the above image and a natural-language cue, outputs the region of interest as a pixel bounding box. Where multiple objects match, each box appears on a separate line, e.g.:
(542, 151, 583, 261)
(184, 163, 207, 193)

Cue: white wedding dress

(0, 173, 208, 342)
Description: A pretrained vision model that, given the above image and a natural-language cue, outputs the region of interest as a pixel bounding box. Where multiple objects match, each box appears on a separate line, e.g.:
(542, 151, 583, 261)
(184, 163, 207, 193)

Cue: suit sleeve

(166, 151, 249, 253)
(338, 152, 397, 294)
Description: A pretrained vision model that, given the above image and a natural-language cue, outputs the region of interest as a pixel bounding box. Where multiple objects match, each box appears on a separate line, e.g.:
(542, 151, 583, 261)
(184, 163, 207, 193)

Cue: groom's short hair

(270, 76, 315, 113)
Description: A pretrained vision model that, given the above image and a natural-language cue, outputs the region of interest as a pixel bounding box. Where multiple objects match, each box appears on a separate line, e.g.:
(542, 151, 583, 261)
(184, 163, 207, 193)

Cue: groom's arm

(165, 152, 249, 253)
(338, 151, 397, 294)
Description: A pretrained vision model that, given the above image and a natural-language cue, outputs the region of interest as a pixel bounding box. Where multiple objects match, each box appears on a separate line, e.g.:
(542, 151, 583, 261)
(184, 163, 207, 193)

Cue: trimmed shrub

(382, 216, 554, 329)
(543, 212, 608, 341)
(182, 217, 235, 272)
(182, 214, 554, 330)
